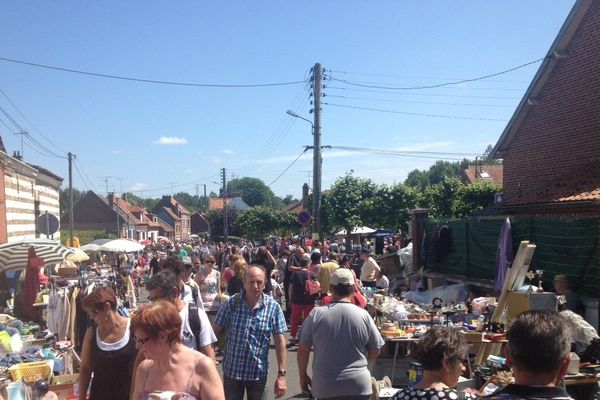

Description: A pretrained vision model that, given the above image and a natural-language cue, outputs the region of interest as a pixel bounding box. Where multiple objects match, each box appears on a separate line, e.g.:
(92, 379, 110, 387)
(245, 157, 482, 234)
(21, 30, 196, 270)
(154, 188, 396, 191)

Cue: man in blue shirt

(214, 264, 287, 400)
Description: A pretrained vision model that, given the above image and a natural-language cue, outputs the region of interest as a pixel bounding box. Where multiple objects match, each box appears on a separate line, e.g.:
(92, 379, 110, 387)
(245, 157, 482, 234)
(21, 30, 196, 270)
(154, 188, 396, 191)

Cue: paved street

(215, 331, 313, 400)
(139, 284, 311, 399)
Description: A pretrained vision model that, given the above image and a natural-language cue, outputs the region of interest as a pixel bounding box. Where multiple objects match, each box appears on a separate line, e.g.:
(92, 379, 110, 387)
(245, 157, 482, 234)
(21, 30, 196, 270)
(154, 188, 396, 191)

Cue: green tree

(454, 180, 503, 217)
(324, 174, 376, 250)
(207, 208, 240, 239)
(227, 177, 277, 208)
(59, 188, 87, 216)
(418, 176, 462, 218)
(404, 160, 462, 190)
(125, 192, 160, 211)
(370, 184, 418, 232)
(404, 169, 429, 191)
(236, 207, 297, 239)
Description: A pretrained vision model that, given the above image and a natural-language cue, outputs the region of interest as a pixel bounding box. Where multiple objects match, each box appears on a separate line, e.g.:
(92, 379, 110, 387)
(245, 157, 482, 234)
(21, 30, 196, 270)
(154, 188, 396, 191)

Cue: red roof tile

(506, 158, 600, 205)
(163, 206, 181, 221)
(461, 165, 503, 185)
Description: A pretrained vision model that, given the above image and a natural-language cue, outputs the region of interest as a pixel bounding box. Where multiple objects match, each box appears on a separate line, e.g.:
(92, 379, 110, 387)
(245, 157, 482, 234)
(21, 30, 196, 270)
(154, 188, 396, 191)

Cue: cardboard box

(567, 352, 580, 375)
(50, 374, 79, 400)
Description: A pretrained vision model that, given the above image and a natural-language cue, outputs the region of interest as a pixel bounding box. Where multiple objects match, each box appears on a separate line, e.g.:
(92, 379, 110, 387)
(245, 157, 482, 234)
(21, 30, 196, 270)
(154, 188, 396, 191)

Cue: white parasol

(99, 239, 144, 253)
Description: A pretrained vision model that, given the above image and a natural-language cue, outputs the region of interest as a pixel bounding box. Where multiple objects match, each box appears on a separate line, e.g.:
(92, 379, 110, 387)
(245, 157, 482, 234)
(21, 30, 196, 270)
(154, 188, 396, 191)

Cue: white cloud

(152, 136, 188, 145)
(221, 149, 234, 155)
(208, 156, 222, 165)
(128, 182, 147, 192)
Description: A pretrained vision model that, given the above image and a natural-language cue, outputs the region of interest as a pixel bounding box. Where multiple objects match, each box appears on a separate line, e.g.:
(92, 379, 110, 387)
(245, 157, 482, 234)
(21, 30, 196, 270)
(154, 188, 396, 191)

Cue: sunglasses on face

(205, 261, 215, 264)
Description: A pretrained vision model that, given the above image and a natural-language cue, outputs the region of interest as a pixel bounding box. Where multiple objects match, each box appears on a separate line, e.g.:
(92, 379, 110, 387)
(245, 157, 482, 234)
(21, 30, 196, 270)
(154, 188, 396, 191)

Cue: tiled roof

(505, 158, 600, 206)
(163, 206, 181, 221)
(156, 217, 174, 232)
(461, 165, 503, 185)
(169, 197, 191, 215)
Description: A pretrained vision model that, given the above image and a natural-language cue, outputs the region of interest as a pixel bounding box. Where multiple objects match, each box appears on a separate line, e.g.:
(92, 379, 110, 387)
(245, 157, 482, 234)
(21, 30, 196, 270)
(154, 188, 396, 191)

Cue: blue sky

(0, 1, 576, 199)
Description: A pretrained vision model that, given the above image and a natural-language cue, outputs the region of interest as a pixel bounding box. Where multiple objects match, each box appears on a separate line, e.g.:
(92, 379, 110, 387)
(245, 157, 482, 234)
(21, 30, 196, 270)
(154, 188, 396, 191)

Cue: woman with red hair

(79, 287, 137, 400)
(131, 300, 224, 400)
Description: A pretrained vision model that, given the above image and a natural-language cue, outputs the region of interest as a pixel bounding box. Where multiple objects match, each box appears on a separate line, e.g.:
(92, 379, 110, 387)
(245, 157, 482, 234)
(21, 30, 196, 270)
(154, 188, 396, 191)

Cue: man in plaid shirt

(214, 264, 287, 400)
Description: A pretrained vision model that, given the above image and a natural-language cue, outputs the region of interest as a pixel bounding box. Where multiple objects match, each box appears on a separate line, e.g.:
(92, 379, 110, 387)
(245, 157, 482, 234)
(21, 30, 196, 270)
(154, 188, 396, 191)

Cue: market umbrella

(367, 229, 394, 238)
(99, 238, 144, 253)
(79, 238, 112, 252)
(66, 247, 90, 262)
(0, 239, 76, 273)
(335, 226, 376, 236)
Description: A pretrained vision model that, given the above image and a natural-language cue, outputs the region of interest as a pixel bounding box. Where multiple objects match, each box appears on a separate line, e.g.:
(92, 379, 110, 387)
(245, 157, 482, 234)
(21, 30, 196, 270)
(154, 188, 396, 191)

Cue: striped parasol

(0, 238, 76, 272)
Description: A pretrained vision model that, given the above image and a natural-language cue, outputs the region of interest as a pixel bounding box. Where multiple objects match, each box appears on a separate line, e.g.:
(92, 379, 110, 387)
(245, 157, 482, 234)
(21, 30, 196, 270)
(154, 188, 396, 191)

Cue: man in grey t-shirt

(297, 268, 384, 400)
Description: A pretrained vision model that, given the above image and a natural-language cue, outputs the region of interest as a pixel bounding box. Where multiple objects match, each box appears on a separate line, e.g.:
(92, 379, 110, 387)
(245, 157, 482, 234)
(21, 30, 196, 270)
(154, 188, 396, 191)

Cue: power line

(331, 145, 481, 157)
(326, 146, 472, 161)
(23, 132, 67, 159)
(126, 173, 220, 194)
(73, 158, 92, 191)
(329, 69, 530, 84)
(330, 57, 544, 90)
(326, 86, 519, 100)
(324, 102, 506, 122)
(268, 148, 310, 187)
(325, 94, 514, 108)
(73, 158, 97, 191)
(0, 87, 67, 153)
(0, 56, 306, 88)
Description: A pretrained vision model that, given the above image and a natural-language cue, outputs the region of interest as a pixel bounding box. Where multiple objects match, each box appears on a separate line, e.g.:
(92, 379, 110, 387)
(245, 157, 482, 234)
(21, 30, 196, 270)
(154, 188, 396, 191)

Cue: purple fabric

(493, 217, 513, 293)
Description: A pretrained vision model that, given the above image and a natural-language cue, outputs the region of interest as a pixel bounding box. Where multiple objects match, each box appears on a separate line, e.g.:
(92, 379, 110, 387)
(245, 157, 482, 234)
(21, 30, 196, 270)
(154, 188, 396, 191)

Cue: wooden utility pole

(221, 168, 228, 243)
(68, 152, 74, 246)
(312, 63, 323, 241)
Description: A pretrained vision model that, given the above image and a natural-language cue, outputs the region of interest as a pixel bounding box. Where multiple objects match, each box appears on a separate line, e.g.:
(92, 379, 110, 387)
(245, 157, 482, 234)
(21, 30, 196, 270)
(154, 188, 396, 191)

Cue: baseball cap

(331, 268, 354, 286)
(360, 247, 370, 254)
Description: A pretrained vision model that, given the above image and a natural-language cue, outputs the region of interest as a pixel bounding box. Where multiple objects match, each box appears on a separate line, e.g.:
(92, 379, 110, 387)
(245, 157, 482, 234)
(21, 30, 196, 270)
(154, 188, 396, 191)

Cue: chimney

(302, 183, 309, 210)
(122, 193, 128, 202)
(12, 151, 22, 161)
(108, 192, 115, 208)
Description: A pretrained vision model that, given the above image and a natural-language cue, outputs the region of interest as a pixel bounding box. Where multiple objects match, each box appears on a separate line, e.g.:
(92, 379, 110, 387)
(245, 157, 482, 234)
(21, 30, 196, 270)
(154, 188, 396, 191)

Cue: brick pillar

(410, 208, 430, 270)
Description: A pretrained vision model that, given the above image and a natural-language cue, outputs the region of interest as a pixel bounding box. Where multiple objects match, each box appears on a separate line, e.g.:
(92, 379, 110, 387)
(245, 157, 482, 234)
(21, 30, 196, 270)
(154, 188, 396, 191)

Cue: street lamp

(286, 110, 314, 134)
(287, 109, 322, 242)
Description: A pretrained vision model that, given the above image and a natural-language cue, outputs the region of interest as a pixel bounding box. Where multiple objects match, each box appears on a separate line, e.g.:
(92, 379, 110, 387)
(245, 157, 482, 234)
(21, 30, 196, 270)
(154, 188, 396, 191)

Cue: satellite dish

(36, 212, 60, 236)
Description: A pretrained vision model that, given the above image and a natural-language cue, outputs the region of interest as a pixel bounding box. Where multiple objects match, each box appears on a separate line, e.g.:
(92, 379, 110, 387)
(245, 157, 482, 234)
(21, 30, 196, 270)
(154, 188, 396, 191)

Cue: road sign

(296, 210, 312, 225)
(299, 226, 311, 238)
(36, 212, 60, 236)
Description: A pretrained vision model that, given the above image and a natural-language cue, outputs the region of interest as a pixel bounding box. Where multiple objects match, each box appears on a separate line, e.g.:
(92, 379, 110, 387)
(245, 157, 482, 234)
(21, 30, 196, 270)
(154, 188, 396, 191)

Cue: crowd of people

(74, 237, 592, 400)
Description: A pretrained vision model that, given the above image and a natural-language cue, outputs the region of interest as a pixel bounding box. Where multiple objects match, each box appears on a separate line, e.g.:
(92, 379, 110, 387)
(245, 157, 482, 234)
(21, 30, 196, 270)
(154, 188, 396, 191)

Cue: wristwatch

(278, 370, 287, 377)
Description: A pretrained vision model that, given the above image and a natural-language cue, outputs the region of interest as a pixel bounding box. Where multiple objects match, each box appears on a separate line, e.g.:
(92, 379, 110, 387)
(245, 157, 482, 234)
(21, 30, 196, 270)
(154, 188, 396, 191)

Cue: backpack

(305, 274, 321, 298)
(185, 283, 199, 306)
(188, 303, 202, 351)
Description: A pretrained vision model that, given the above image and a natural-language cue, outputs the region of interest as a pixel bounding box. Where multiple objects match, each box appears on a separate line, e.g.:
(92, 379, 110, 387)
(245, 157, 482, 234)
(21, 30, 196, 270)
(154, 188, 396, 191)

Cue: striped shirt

(215, 291, 286, 381)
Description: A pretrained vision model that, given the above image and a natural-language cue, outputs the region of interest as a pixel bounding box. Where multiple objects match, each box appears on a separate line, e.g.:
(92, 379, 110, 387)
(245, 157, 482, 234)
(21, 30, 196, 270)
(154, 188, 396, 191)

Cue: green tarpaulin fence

(423, 217, 599, 297)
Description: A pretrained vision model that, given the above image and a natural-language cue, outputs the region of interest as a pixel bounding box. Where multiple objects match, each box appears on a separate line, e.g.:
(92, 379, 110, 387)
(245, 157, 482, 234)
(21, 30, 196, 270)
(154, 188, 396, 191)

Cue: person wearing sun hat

(297, 267, 384, 399)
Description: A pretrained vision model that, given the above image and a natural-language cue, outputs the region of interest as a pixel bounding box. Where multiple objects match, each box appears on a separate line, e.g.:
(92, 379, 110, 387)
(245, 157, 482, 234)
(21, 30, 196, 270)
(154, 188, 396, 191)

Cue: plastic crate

(8, 361, 52, 383)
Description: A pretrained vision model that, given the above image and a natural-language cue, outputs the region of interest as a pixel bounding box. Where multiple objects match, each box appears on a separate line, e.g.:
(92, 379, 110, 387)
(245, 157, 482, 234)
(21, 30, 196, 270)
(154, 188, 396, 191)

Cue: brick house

(152, 196, 191, 242)
(63, 191, 174, 240)
(208, 196, 250, 211)
(0, 140, 63, 243)
(190, 211, 209, 235)
(460, 165, 503, 186)
(491, 0, 600, 216)
(62, 191, 136, 238)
